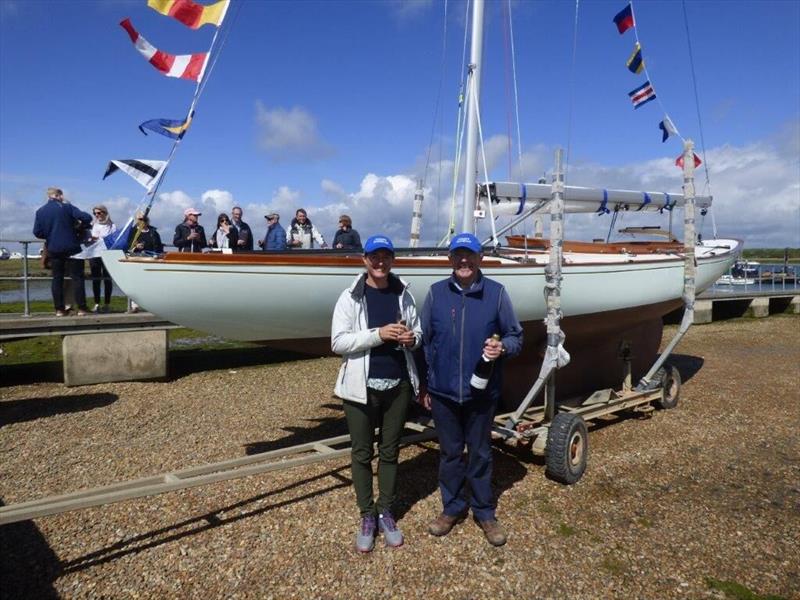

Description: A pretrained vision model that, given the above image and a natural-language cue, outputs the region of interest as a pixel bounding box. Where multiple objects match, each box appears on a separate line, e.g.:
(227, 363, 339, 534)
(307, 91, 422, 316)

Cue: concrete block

(745, 297, 769, 318)
(63, 330, 167, 386)
(693, 299, 713, 324)
(788, 296, 800, 315)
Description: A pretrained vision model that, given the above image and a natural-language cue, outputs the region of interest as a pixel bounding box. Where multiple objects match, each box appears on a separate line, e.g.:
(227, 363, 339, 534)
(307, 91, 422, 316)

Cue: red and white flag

(675, 152, 702, 169)
(120, 18, 208, 82)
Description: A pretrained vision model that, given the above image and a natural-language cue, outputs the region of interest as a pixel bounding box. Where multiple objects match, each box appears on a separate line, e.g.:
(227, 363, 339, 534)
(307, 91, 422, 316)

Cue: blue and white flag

(658, 116, 678, 142)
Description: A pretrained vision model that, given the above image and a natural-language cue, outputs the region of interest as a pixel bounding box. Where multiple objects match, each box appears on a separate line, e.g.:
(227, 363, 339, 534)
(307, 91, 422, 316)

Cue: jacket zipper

(459, 294, 466, 403)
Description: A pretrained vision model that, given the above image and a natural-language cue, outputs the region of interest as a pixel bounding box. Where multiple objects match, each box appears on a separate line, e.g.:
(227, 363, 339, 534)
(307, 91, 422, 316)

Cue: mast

(460, 0, 485, 234)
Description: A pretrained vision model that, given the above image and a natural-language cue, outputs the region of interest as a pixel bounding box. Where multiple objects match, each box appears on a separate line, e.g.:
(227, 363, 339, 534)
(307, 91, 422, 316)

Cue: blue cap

(364, 235, 394, 254)
(449, 232, 482, 253)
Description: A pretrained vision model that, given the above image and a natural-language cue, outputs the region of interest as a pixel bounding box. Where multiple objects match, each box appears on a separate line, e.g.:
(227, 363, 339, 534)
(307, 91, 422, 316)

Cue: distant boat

(716, 260, 759, 285)
(0, 247, 10, 260)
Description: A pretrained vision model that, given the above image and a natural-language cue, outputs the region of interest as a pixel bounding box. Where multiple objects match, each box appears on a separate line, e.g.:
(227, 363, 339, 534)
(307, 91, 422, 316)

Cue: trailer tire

(655, 365, 681, 410)
(545, 413, 588, 485)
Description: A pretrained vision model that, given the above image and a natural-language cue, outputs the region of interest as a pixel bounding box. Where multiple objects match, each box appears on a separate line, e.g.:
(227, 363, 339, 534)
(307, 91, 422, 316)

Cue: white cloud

(254, 100, 334, 162)
(2, 125, 798, 253)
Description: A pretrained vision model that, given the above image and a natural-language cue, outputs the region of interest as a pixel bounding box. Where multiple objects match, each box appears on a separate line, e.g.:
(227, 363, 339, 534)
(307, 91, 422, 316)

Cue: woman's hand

(378, 323, 406, 342)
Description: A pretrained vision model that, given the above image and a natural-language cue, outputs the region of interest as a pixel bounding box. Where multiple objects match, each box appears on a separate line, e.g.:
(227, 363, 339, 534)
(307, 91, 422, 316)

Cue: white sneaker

(92, 304, 100, 313)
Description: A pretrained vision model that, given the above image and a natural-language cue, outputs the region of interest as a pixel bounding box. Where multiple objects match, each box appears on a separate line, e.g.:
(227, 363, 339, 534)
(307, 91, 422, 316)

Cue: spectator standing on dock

(258, 212, 286, 250)
(230, 206, 253, 251)
(331, 235, 422, 552)
(127, 213, 164, 254)
(420, 232, 523, 547)
(208, 213, 239, 251)
(89, 205, 116, 313)
(332, 214, 362, 251)
(173, 208, 207, 253)
(286, 208, 327, 249)
(32, 187, 92, 316)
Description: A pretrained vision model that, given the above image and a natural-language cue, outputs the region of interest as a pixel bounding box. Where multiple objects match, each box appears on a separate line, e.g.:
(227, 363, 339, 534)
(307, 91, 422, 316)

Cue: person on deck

(127, 213, 164, 255)
(420, 232, 523, 547)
(258, 212, 287, 251)
(208, 213, 239, 251)
(230, 206, 253, 251)
(173, 208, 207, 253)
(286, 208, 327, 249)
(88, 204, 116, 313)
(332, 214, 362, 251)
(32, 187, 92, 316)
(331, 235, 422, 552)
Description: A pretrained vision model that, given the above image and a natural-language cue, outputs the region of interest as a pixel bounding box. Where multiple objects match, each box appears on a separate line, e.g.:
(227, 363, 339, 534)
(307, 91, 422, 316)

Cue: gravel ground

(1, 316, 798, 599)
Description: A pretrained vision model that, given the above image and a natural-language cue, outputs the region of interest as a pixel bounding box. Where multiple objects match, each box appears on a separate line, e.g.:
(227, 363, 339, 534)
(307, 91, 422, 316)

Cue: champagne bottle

(470, 334, 501, 390)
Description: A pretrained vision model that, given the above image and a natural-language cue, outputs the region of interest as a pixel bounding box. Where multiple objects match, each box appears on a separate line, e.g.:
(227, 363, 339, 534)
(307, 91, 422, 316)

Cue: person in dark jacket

(231, 206, 253, 251)
(258, 213, 287, 251)
(420, 232, 522, 547)
(332, 214, 362, 251)
(32, 187, 92, 316)
(173, 208, 207, 252)
(208, 213, 239, 251)
(127, 213, 164, 254)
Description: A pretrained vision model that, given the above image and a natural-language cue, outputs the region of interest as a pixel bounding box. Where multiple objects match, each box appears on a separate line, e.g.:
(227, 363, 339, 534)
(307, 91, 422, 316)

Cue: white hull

(103, 239, 740, 342)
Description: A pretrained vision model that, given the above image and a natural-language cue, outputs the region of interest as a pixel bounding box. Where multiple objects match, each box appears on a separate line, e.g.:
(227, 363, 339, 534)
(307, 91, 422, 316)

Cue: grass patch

(557, 523, 576, 537)
(638, 517, 653, 528)
(600, 556, 627, 576)
(704, 577, 787, 600)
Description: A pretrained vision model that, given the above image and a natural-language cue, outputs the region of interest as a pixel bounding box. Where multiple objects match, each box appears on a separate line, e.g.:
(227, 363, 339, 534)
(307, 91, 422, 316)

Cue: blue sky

(1, 0, 798, 251)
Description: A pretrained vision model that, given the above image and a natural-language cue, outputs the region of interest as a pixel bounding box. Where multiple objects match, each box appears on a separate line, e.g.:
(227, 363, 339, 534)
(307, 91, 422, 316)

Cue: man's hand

(378, 323, 406, 343)
(483, 337, 504, 360)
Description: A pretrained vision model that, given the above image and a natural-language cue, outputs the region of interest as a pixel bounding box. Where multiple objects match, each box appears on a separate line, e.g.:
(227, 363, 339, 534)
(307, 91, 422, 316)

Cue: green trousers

(343, 380, 411, 516)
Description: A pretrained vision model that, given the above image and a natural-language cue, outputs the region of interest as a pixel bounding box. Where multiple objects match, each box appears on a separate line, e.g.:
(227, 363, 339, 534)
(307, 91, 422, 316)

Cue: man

(33, 187, 92, 316)
(173, 208, 207, 252)
(258, 212, 287, 250)
(420, 232, 523, 546)
(286, 208, 327, 249)
(230, 206, 253, 251)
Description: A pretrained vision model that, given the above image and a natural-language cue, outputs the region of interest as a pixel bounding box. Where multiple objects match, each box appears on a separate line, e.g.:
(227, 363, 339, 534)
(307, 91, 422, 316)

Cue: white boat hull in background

(102, 239, 740, 344)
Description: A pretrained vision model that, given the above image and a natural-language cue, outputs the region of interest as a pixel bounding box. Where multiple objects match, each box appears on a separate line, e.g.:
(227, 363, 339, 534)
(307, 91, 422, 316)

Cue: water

(0, 280, 126, 304)
(709, 263, 798, 294)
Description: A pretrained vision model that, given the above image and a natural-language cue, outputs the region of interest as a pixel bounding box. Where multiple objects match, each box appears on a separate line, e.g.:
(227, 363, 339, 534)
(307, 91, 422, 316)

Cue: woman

(332, 214, 362, 251)
(208, 212, 239, 251)
(89, 204, 116, 313)
(331, 235, 421, 552)
(126, 213, 164, 254)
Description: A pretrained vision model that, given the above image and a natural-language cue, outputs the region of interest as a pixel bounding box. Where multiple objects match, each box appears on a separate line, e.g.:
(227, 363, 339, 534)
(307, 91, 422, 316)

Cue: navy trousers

(430, 393, 497, 521)
(49, 253, 87, 312)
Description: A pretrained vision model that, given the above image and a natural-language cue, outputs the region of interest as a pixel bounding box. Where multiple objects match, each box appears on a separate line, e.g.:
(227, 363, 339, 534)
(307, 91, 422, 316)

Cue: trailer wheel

(545, 413, 588, 485)
(655, 365, 681, 409)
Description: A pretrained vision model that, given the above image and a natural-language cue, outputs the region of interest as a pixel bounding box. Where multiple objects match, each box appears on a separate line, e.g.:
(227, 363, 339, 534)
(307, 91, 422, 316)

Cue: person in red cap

(173, 208, 207, 253)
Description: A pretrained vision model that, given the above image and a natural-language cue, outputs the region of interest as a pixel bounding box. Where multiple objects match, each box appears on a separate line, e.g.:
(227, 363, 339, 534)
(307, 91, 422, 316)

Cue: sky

(1, 0, 798, 253)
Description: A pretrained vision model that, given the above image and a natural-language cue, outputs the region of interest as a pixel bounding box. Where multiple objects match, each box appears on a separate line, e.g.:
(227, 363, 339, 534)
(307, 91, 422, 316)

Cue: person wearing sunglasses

(88, 205, 116, 313)
(258, 212, 286, 251)
(208, 212, 239, 252)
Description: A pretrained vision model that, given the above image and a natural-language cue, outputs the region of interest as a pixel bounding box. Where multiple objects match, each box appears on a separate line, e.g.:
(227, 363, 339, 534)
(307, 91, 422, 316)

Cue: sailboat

(102, 0, 739, 403)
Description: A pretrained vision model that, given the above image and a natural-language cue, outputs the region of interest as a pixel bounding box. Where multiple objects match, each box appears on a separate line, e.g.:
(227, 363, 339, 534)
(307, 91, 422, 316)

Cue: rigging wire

(142, 0, 243, 217)
(442, 0, 473, 246)
(563, 0, 580, 183)
(471, 80, 500, 248)
(681, 0, 717, 238)
(422, 0, 451, 240)
(508, 0, 524, 181)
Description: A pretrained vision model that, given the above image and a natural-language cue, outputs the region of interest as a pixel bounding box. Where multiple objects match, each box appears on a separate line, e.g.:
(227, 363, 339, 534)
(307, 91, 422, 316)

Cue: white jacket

(331, 273, 422, 404)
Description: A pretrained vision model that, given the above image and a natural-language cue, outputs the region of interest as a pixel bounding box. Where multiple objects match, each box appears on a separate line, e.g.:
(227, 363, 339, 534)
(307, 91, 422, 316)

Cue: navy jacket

(421, 272, 522, 404)
(173, 223, 207, 252)
(33, 200, 92, 255)
(263, 222, 287, 250)
(332, 228, 362, 251)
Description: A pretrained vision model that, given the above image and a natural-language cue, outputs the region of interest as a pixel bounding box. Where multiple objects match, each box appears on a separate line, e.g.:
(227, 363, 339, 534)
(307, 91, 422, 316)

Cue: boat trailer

(0, 142, 698, 526)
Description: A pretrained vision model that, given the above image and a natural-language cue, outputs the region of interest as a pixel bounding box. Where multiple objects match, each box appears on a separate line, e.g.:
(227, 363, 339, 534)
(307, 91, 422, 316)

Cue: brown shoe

(476, 518, 507, 546)
(428, 512, 466, 536)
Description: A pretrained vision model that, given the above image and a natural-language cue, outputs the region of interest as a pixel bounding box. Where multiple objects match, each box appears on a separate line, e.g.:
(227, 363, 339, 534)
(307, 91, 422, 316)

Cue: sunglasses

(94, 211, 106, 215)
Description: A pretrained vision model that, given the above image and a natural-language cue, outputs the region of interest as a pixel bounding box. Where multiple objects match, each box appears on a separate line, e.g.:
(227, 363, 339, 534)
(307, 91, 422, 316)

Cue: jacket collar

(349, 272, 407, 299)
(448, 270, 485, 295)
